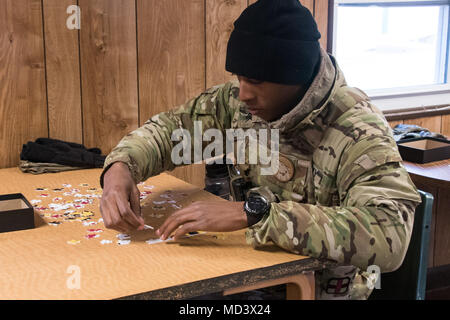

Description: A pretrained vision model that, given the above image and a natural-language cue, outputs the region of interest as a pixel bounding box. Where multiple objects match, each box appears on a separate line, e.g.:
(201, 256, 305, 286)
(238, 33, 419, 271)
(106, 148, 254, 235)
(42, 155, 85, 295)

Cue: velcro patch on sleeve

(354, 154, 377, 171)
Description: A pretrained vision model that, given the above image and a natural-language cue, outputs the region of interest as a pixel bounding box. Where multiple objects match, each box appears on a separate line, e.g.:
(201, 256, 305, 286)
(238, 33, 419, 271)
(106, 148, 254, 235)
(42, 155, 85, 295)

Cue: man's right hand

(100, 162, 145, 233)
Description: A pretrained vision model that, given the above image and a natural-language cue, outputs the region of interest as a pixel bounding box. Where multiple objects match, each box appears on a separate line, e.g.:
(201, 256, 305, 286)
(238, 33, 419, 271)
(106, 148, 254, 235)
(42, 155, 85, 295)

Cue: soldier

(99, 0, 421, 299)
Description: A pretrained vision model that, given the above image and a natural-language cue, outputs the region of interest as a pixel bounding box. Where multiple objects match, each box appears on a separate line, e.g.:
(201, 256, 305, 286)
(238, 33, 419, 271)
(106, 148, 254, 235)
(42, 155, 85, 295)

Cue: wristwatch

(244, 192, 271, 227)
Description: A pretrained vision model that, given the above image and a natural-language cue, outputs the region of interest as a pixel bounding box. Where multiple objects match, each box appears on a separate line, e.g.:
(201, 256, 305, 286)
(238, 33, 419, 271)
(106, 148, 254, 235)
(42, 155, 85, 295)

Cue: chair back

(369, 190, 433, 300)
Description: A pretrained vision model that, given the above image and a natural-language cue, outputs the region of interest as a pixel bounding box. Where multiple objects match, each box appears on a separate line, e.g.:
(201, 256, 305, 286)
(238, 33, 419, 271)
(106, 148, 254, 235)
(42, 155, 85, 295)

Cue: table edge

(407, 172, 450, 189)
(118, 257, 331, 300)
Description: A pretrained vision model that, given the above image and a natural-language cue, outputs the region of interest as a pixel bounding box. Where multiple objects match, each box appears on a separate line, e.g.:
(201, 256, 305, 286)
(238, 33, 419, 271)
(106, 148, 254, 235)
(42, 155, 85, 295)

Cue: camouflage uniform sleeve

(100, 82, 239, 187)
(246, 135, 422, 273)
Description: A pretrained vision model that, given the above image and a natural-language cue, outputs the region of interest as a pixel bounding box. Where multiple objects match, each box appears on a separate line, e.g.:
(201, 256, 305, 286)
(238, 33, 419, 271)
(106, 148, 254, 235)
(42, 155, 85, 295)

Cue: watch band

(246, 209, 265, 227)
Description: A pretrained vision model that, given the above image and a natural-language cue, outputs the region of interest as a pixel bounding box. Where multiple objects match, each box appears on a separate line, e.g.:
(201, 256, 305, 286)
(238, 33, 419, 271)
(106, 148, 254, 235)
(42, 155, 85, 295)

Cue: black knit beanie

(226, 0, 321, 85)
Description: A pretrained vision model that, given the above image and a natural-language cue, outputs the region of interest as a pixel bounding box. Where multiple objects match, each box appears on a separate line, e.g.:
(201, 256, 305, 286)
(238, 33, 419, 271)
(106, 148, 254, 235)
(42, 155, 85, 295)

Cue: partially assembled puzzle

(28, 181, 204, 246)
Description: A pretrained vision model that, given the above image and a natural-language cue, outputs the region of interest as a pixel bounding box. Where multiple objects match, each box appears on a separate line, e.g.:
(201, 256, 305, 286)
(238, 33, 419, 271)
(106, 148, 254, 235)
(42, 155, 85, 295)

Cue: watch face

(248, 195, 268, 215)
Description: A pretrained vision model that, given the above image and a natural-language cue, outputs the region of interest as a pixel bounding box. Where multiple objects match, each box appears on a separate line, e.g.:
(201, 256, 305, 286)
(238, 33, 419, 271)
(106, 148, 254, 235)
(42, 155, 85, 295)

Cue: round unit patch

(275, 156, 295, 182)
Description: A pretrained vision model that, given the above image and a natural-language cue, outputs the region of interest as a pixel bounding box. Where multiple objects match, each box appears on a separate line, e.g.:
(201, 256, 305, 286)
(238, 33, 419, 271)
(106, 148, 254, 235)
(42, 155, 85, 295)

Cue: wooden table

(403, 159, 450, 267)
(0, 168, 326, 300)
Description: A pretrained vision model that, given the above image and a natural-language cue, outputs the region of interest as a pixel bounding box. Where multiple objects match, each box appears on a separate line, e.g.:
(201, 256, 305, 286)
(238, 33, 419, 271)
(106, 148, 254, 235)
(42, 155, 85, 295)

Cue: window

(332, 0, 450, 109)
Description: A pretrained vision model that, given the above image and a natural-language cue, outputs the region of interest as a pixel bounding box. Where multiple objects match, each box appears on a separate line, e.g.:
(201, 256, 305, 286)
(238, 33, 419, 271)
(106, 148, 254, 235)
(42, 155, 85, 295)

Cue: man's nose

(239, 81, 256, 103)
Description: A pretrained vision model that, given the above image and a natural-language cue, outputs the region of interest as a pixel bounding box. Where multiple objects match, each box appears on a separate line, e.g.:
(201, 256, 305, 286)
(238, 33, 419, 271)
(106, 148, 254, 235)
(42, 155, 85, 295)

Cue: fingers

(101, 164, 145, 233)
(172, 222, 201, 241)
(130, 187, 143, 221)
(157, 207, 197, 240)
(101, 189, 143, 233)
(116, 191, 144, 231)
(116, 201, 144, 232)
(100, 199, 129, 233)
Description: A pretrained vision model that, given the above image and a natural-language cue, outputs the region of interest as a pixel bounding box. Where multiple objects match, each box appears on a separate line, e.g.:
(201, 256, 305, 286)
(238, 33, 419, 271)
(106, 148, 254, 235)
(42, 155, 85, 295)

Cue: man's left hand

(156, 201, 248, 241)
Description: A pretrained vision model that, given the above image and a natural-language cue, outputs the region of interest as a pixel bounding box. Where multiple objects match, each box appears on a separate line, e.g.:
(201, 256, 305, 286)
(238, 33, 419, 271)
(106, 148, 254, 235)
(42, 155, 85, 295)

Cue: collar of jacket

(265, 48, 350, 154)
(270, 47, 342, 132)
(236, 48, 350, 153)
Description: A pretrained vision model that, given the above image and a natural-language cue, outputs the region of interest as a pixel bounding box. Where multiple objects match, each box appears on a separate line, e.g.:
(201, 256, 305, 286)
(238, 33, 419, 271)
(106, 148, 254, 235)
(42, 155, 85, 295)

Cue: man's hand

(100, 162, 145, 233)
(156, 201, 248, 241)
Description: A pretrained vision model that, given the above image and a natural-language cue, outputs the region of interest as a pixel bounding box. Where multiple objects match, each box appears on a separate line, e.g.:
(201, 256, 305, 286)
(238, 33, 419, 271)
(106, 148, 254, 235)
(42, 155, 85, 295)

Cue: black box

(0, 193, 35, 233)
(397, 137, 450, 164)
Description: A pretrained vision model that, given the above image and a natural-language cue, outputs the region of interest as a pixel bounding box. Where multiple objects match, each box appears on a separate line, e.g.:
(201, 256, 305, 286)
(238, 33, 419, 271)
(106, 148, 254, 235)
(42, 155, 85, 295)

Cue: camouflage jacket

(101, 48, 421, 299)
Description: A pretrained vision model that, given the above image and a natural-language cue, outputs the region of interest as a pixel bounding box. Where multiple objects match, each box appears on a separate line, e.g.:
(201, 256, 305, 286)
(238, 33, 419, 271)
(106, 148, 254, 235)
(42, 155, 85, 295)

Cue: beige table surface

(0, 168, 324, 300)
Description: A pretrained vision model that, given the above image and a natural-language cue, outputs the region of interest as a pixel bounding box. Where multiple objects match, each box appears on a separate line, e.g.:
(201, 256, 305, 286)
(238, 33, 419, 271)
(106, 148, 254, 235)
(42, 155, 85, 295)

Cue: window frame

(331, 0, 450, 110)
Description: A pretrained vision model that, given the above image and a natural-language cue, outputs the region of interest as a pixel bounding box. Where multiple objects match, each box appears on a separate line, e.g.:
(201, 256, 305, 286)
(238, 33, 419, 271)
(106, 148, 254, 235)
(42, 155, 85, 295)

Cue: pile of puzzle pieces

(30, 181, 200, 246)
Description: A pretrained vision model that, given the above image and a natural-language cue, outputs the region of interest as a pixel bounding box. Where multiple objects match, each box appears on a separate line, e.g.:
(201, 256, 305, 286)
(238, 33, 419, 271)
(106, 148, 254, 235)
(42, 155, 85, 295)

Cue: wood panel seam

(41, 0, 50, 139)
(77, 0, 84, 146)
(135, 0, 141, 127)
(204, 0, 207, 91)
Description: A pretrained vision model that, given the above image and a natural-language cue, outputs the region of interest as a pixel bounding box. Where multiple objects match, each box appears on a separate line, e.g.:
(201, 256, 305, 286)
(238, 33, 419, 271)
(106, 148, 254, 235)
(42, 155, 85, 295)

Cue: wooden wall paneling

(314, 0, 329, 49)
(137, 0, 205, 187)
(404, 116, 442, 134)
(441, 114, 450, 138)
(43, 0, 82, 144)
(434, 188, 450, 266)
(206, 0, 247, 87)
(0, 0, 48, 168)
(388, 120, 403, 130)
(302, 0, 315, 14)
(79, 0, 139, 155)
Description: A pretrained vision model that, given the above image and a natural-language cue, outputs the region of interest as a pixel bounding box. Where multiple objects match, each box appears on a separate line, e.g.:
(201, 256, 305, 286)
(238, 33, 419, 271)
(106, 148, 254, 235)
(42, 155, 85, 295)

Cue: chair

(369, 190, 433, 300)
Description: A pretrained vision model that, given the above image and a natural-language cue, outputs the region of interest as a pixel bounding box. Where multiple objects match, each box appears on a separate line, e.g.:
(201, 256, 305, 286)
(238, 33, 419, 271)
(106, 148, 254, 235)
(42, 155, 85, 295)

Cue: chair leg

(286, 272, 315, 300)
(223, 271, 315, 300)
